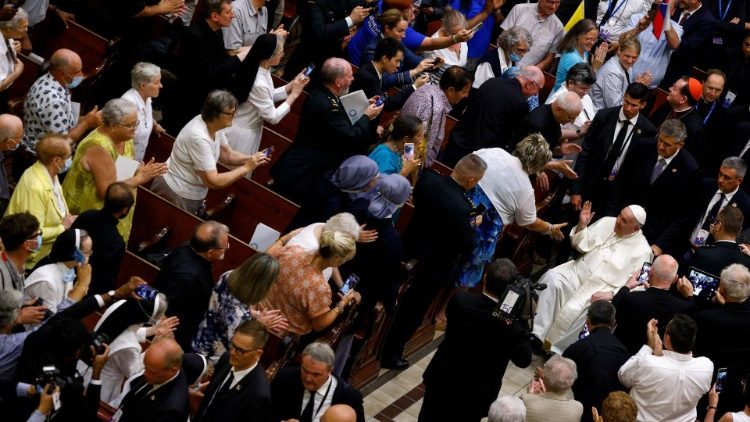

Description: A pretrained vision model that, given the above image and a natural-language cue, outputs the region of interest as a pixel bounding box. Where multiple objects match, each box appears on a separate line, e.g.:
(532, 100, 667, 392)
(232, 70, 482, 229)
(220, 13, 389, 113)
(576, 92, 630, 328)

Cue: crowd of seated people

(0, 0, 749, 420)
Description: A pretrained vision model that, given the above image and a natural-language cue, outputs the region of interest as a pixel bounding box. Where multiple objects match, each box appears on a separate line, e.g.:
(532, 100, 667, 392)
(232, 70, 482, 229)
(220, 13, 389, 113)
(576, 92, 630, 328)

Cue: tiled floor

(362, 336, 546, 421)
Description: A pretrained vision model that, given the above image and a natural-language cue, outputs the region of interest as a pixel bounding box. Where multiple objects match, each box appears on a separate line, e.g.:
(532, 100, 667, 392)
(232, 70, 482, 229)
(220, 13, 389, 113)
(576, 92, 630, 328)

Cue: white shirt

(631, 13, 683, 88)
(22, 0, 48, 27)
(690, 186, 739, 241)
(596, 0, 652, 40)
(474, 148, 536, 226)
(300, 375, 338, 422)
(500, 3, 563, 68)
(163, 115, 228, 200)
(618, 345, 713, 422)
(473, 47, 512, 89)
(223, 0, 268, 49)
(609, 108, 640, 175)
(121, 88, 154, 162)
(0, 32, 15, 82)
(288, 223, 334, 281)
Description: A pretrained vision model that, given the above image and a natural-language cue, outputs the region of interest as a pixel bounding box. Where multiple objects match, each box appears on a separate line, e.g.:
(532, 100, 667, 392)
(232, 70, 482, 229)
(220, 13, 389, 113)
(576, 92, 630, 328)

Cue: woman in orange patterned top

(259, 230, 360, 336)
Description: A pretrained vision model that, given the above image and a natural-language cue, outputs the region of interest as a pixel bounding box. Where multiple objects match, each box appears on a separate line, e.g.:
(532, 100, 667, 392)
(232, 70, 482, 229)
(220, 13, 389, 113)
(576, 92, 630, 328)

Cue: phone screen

(340, 274, 360, 295)
(375, 96, 384, 107)
(303, 64, 315, 77)
(688, 267, 720, 298)
(263, 146, 274, 157)
(716, 368, 728, 392)
(136, 284, 158, 301)
(638, 262, 652, 285)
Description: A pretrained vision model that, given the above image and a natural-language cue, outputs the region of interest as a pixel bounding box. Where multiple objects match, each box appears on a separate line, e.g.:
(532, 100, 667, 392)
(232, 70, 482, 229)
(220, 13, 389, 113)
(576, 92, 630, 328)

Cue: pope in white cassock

(532, 201, 653, 354)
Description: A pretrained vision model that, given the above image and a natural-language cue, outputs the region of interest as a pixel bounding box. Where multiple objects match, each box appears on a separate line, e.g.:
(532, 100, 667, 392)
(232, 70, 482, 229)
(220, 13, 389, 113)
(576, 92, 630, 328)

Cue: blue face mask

(60, 157, 72, 174)
(68, 76, 84, 89)
(30, 233, 42, 253)
(73, 248, 85, 264)
(62, 267, 76, 283)
(509, 52, 522, 63)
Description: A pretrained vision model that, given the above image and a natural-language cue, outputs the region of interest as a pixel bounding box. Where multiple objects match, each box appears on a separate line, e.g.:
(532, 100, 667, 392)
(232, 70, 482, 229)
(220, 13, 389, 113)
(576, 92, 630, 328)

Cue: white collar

(660, 149, 680, 166)
(483, 291, 500, 303)
(618, 108, 639, 126)
(717, 185, 740, 199)
(151, 370, 181, 392)
(371, 61, 382, 79)
(231, 362, 258, 383)
(314, 375, 333, 395)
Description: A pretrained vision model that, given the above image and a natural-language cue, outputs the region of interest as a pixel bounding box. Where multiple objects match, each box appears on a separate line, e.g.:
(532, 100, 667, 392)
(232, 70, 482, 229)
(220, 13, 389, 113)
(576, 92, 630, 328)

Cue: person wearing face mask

(0, 213, 43, 300)
(0, 114, 24, 217)
(6, 133, 77, 270)
(23, 228, 92, 315)
(15, 48, 102, 182)
(473, 26, 533, 89)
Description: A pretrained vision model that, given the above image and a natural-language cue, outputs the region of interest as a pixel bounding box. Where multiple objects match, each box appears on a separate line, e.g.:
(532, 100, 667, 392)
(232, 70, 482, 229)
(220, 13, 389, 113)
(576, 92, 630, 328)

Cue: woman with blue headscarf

(289, 155, 380, 230)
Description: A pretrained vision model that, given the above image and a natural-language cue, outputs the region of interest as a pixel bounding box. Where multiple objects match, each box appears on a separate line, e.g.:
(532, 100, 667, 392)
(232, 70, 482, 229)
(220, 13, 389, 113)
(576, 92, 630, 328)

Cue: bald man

(443, 66, 545, 167)
(530, 202, 653, 355)
(17, 48, 102, 179)
(0, 114, 22, 215)
(514, 90, 583, 153)
(321, 404, 357, 422)
(115, 338, 189, 421)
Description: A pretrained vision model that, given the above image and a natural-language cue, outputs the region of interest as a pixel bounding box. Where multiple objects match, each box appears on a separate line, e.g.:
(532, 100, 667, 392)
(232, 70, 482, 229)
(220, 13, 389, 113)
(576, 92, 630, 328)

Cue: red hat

(687, 77, 703, 102)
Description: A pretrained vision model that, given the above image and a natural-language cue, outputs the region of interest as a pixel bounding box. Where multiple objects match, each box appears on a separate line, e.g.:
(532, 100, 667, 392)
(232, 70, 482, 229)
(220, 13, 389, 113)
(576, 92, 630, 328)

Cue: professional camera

(34, 365, 75, 390)
(492, 276, 547, 324)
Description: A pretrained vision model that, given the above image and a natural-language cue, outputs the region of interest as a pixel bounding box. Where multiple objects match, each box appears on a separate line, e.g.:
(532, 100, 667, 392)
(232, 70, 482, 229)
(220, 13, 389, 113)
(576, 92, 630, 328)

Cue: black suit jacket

(691, 178, 750, 234)
(270, 367, 365, 422)
(194, 353, 271, 422)
(612, 141, 702, 255)
(71, 209, 125, 295)
(612, 287, 696, 355)
(650, 105, 706, 162)
(154, 245, 214, 352)
(421, 291, 531, 419)
(562, 328, 630, 422)
(514, 104, 562, 150)
(350, 61, 415, 139)
(119, 372, 190, 422)
(729, 122, 750, 193)
(572, 107, 656, 203)
(662, 8, 715, 87)
(685, 241, 750, 278)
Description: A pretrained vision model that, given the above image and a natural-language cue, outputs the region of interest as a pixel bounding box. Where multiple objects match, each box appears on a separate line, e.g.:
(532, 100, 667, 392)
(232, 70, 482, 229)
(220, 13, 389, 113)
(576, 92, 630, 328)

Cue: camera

(35, 365, 74, 390)
(89, 332, 109, 355)
(492, 276, 547, 323)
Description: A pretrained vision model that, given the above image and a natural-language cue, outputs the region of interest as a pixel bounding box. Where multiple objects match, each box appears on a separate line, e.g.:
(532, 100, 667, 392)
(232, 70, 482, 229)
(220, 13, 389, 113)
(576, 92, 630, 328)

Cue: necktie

(678, 12, 691, 25)
(201, 372, 233, 418)
(300, 390, 316, 422)
(702, 193, 727, 230)
(602, 120, 630, 178)
(650, 158, 666, 184)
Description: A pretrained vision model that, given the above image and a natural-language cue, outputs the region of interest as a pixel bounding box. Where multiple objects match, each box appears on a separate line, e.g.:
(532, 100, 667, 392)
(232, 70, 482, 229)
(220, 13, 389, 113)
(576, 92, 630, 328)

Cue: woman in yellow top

(62, 98, 167, 242)
(6, 133, 75, 269)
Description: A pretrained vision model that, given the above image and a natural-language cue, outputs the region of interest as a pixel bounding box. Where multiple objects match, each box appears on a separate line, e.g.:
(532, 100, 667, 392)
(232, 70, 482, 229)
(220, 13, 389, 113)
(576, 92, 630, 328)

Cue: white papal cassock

(532, 216, 652, 354)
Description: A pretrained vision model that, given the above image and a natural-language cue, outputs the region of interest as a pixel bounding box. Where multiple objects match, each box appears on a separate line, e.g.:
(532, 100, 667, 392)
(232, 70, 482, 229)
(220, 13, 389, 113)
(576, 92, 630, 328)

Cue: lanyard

(697, 100, 717, 125)
(603, 0, 628, 24)
(718, 0, 733, 21)
(310, 378, 334, 421)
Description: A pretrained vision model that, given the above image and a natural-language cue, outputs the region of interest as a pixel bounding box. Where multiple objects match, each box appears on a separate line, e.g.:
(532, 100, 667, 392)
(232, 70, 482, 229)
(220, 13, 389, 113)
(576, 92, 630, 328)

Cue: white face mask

(62, 267, 76, 283)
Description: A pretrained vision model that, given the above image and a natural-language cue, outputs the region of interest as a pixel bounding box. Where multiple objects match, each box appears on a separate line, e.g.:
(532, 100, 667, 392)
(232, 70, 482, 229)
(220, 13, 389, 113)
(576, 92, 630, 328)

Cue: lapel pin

(671, 169, 677, 173)
(636, 128, 641, 135)
(150, 395, 155, 401)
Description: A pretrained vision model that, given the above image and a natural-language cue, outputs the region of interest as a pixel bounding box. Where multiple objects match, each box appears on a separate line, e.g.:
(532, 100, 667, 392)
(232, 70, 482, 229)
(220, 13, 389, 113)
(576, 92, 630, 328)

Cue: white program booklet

(115, 155, 140, 181)
(249, 223, 280, 251)
(339, 90, 369, 125)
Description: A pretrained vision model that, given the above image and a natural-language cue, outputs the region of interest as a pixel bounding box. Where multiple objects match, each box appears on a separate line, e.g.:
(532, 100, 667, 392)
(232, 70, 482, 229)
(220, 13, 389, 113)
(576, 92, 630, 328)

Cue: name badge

(713, 36, 724, 45)
(724, 91, 737, 108)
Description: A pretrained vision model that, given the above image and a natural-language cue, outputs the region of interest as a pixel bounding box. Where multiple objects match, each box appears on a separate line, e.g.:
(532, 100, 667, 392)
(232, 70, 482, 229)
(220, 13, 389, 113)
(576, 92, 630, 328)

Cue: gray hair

(497, 26, 533, 52)
(651, 254, 678, 285)
(0, 7, 28, 33)
(130, 62, 161, 90)
(455, 153, 487, 178)
(0, 290, 21, 327)
(555, 91, 582, 115)
(488, 395, 526, 422)
(722, 156, 747, 178)
(324, 213, 360, 239)
(720, 263, 750, 301)
(102, 98, 137, 126)
(658, 119, 687, 142)
(543, 355, 578, 393)
(513, 133, 553, 175)
(302, 342, 335, 368)
(518, 66, 544, 89)
(321, 58, 350, 85)
(442, 9, 466, 31)
(201, 90, 238, 122)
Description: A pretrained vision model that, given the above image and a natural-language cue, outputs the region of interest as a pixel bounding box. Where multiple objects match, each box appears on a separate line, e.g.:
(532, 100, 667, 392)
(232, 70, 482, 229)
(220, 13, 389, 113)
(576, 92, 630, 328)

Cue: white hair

(488, 395, 526, 422)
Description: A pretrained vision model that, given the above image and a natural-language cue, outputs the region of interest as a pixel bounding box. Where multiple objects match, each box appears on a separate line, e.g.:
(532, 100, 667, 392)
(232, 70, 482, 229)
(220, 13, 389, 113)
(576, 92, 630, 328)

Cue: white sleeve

(25, 281, 59, 313)
(618, 344, 652, 388)
(514, 189, 537, 226)
(473, 62, 495, 89)
(249, 82, 291, 125)
(188, 137, 220, 172)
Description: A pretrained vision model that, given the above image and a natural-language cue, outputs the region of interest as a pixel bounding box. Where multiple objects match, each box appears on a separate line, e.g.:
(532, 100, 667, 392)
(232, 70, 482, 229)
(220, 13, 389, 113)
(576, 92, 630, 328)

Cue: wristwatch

(108, 290, 116, 300)
(576, 128, 582, 136)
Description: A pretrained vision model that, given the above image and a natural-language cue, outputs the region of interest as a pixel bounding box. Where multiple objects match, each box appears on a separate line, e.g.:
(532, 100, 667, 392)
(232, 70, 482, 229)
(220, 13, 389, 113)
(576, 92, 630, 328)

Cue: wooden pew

(29, 20, 109, 76)
(255, 127, 292, 185)
(649, 88, 669, 118)
(6, 53, 42, 117)
(115, 251, 161, 287)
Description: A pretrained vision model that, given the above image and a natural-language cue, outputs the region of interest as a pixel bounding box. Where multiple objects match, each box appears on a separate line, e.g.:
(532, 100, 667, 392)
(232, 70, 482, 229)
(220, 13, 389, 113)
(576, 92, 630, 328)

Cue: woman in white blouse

(422, 10, 468, 84)
(226, 33, 307, 157)
(0, 8, 27, 98)
(121, 62, 165, 162)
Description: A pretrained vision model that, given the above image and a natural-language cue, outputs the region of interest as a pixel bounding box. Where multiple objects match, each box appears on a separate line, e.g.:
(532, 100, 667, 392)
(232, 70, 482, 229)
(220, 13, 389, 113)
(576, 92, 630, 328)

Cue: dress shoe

(381, 358, 410, 370)
(528, 334, 544, 355)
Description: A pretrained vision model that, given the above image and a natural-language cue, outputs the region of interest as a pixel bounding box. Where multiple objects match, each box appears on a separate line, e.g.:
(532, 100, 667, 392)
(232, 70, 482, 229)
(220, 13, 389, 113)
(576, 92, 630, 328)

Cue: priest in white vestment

(532, 201, 652, 354)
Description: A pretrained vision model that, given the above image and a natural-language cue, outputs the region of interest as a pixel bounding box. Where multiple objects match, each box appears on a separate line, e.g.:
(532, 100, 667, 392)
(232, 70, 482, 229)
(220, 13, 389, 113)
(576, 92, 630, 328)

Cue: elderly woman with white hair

(62, 98, 168, 240)
(121, 62, 165, 162)
(473, 26, 533, 89)
(422, 9, 469, 84)
(488, 395, 526, 422)
(0, 7, 26, 98)
(522, 355, 583, 422)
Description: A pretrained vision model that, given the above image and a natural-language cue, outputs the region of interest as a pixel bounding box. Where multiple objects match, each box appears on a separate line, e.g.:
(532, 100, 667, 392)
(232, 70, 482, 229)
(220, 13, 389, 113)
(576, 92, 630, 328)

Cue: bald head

(553, 91, 582, 124)
(0, 114, 22, 152)
(49, 49, 81, 73)
(650, 254, 678, 288)
(321, 404, 357, 422)
(143, 338, 183, 385)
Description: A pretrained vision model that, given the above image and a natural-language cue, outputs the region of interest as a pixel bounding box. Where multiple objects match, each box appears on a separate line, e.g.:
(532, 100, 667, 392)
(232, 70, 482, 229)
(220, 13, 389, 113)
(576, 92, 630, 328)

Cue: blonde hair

(318, 230, 356, 261)
(512, 133, 552, 175)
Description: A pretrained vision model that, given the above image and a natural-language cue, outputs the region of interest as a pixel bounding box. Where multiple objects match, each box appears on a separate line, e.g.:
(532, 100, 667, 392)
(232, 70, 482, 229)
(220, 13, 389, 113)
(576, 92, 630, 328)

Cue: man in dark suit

(154, 221, 228, 352)
(687, 157, 750, 249)
(563, 300, 630, 422)
(572, 83, 656, 217)
(115, 338, 189, 421)
(612, 254, 696, 355)
(611, 119, 702, 257)
(728, 122, 750, 192)
(693, 263, 750, 416)
(661, 0, 714, 87)
(194, 320, 270, 422)
(513, 91, 582, 152)
(350, 37, 427, 141)
(695, 70, 731, 174)
(685, 206, 750, 277)
(271, 58, 382, 204)
(441, 66, 545, 167)
(270, 343, 364, 422)
(419, 259, 532, 422)
(650, 77, 705, 161)
(380, 154, 485, 369)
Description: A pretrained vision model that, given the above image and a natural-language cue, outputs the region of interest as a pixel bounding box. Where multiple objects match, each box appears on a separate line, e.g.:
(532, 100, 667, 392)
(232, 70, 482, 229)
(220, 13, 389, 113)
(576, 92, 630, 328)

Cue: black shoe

(381, 358, 410, 370)
(528, 334, 544, 355)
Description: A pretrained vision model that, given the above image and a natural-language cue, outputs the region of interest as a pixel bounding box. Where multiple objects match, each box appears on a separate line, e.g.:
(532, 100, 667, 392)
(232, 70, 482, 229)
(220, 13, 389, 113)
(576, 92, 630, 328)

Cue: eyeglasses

(26, 230, 42, 240)
(118, 120, 140, 129)
(229, 342, 261, 355)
